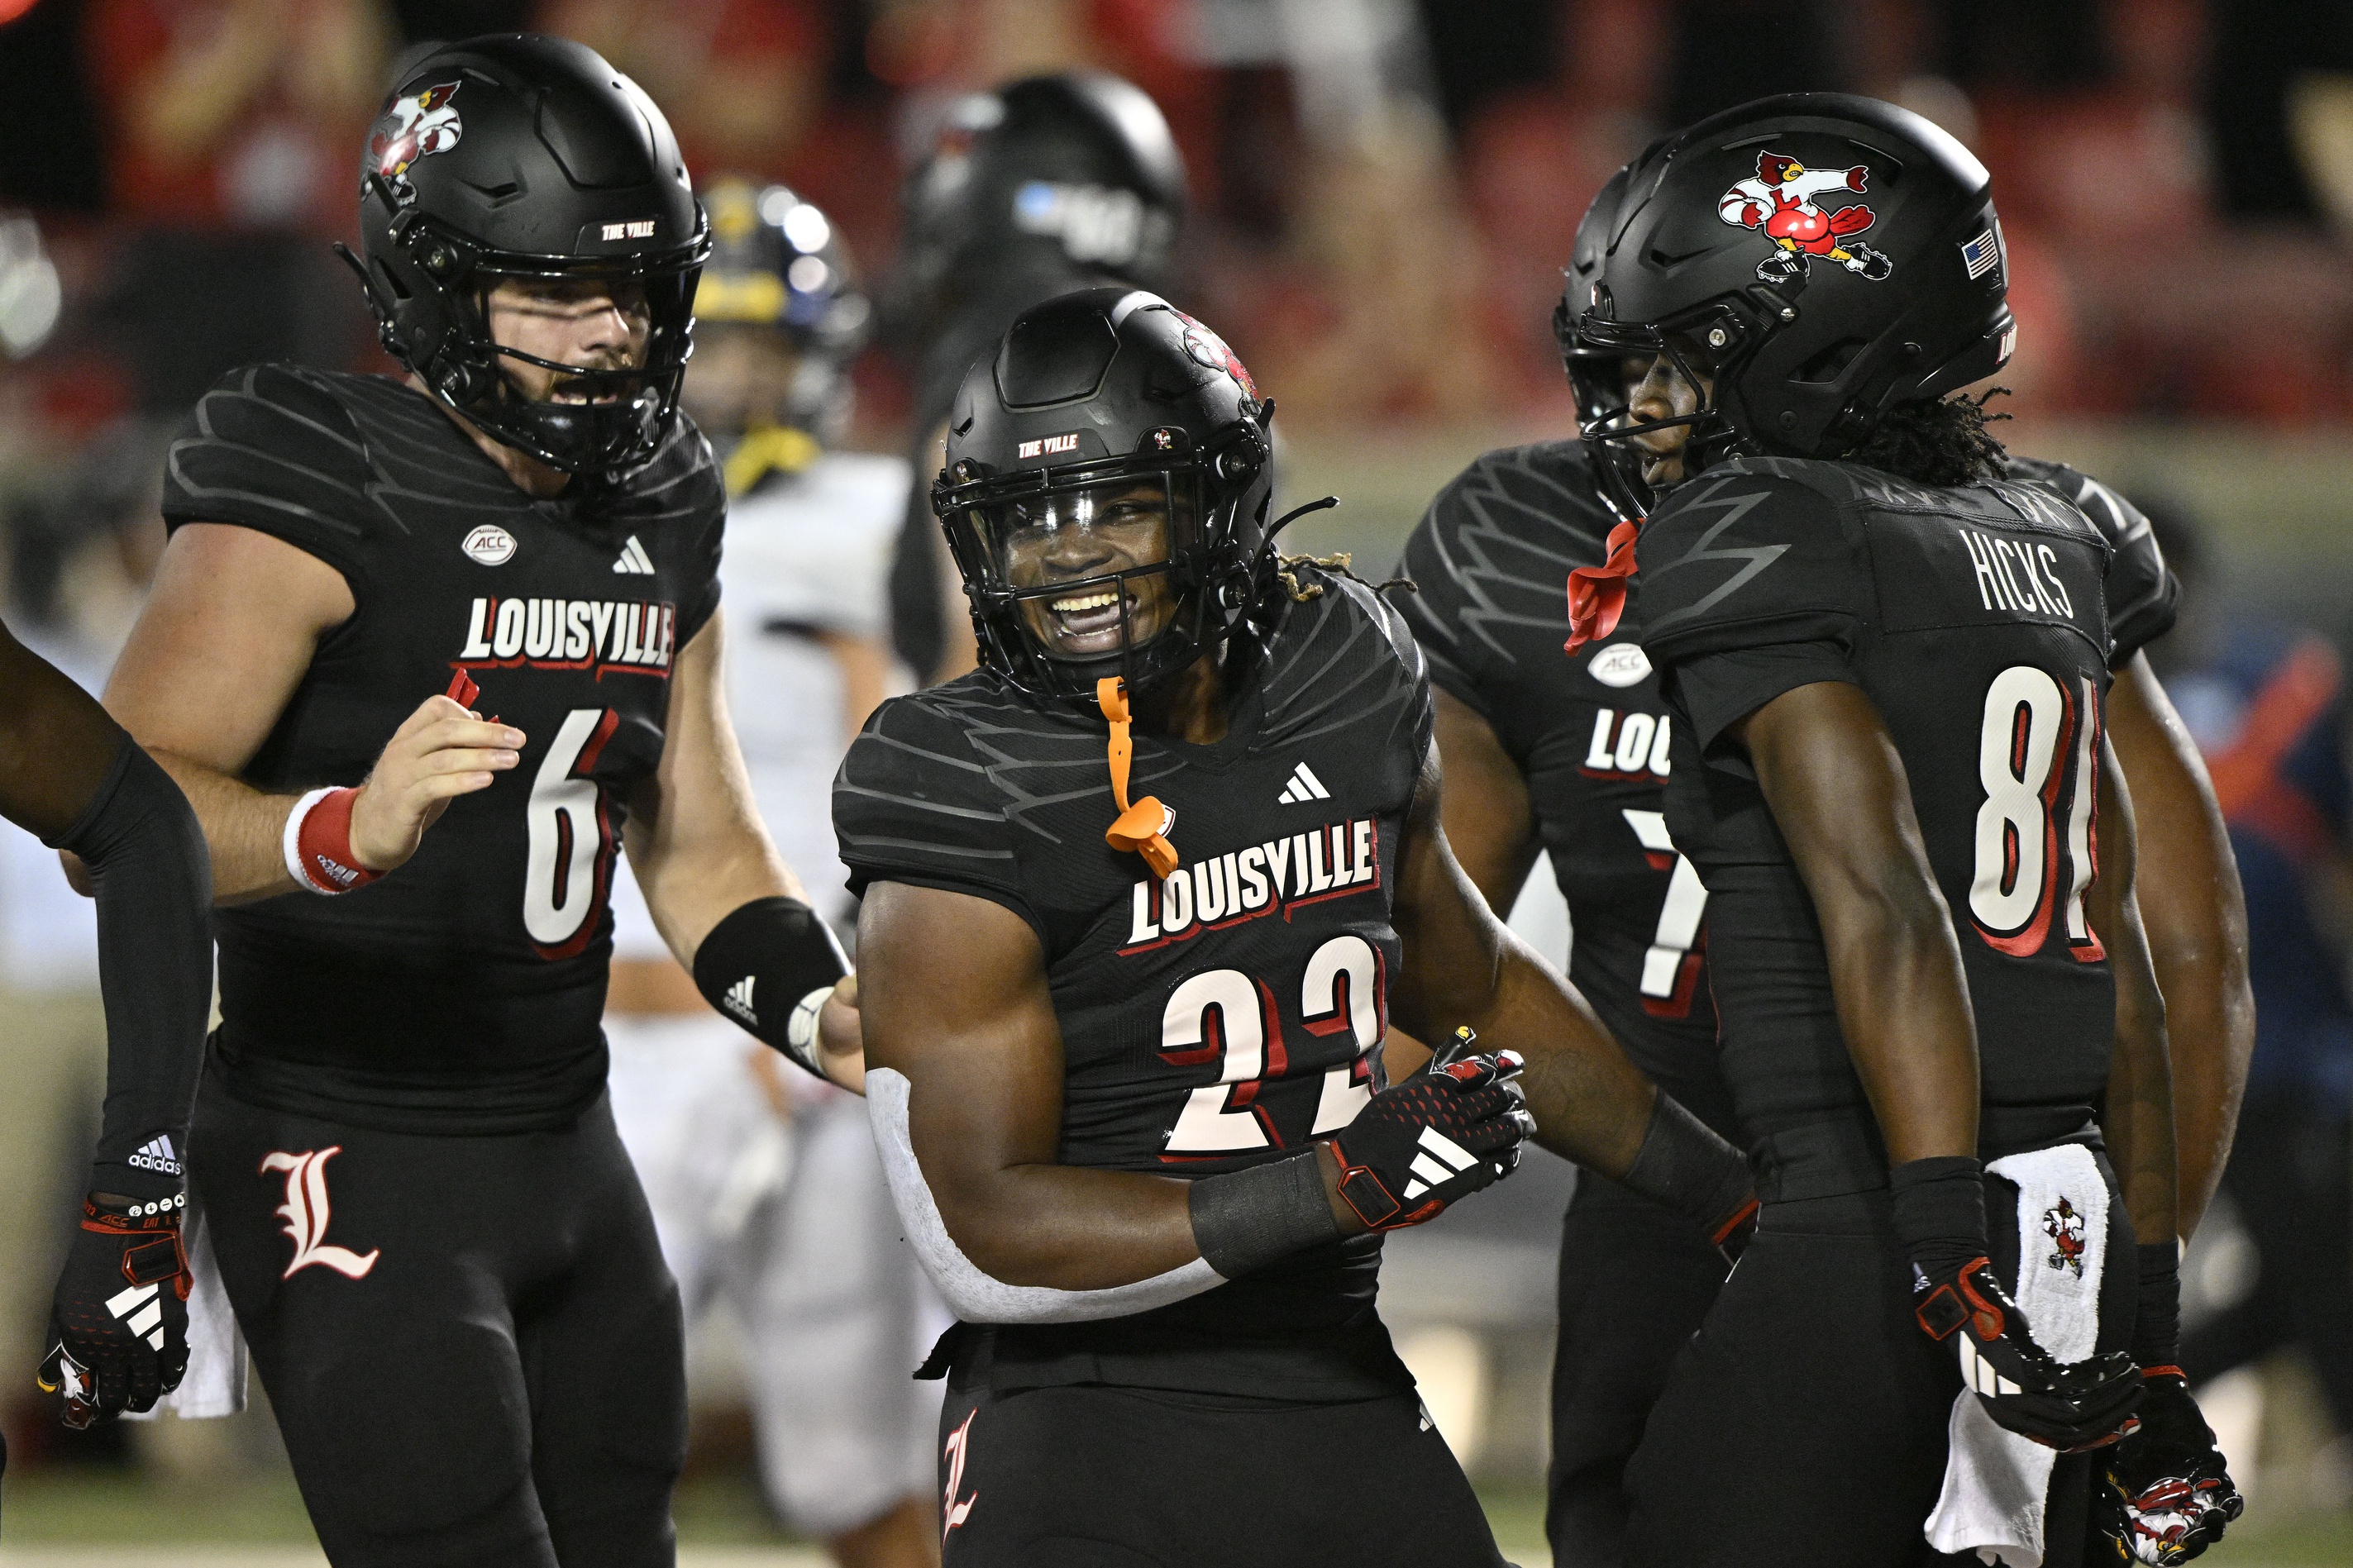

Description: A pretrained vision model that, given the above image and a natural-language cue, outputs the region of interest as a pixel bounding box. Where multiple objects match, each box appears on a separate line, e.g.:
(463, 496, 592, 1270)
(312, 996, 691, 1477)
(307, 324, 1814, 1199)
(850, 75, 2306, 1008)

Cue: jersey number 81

(1969, 666, 2103, 962)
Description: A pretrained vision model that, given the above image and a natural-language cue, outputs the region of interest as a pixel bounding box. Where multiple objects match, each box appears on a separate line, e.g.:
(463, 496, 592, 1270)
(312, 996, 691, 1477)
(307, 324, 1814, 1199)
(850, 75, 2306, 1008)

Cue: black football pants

(193, 1076, 687, 1568)
(936, 1370, 1511, 1568)
(1624, 1166, 2134, 1568)
(1546, 1170, 1727, 1568)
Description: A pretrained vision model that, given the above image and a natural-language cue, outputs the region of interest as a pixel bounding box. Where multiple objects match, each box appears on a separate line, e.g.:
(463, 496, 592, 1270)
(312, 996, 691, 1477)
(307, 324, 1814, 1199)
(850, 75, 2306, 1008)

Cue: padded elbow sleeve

(866, 1068, 1225, 1323)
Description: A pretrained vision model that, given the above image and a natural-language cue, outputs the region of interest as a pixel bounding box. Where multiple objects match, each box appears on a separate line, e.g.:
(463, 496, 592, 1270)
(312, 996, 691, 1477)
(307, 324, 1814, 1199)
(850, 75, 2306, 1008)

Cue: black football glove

(2095, 1372, 2244, 1563)
(38, 1189, 192, 1427)
(1325, 1027, 1536, 1232)
(1914, 1254, 2145, 1451)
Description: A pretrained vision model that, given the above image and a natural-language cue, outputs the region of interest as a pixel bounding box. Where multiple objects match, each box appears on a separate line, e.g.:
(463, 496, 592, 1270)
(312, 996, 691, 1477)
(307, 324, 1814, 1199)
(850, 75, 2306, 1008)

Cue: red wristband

(286, 787, 381, 894)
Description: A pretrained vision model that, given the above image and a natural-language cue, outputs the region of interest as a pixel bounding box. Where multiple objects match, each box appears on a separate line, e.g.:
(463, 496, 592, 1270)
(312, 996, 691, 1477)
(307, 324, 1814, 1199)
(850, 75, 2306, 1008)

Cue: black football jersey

(1631, 456, 2126, 1194)
(160, 364, 725, 1133)
(2004, 455, 2179, 666)
(1397, 441, 1731, 1133)
(835, 565, 1431, 1399)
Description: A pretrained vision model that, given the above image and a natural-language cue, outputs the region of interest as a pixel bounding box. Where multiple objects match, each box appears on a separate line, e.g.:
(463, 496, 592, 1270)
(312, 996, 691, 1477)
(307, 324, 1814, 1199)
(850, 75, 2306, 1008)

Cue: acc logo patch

(462, 524, 517, 566)
(1587, 641, 1653, 688)
(368, 82, 463, 203)
(1173, 312, 1258, 402)
(1717, 150, 1892, 285)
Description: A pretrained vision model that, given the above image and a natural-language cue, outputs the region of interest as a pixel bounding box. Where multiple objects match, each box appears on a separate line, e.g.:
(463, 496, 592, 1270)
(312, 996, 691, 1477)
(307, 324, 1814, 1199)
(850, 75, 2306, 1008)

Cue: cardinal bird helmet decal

(1716, 147, 1892, 284)
(368, 82, 464, 203)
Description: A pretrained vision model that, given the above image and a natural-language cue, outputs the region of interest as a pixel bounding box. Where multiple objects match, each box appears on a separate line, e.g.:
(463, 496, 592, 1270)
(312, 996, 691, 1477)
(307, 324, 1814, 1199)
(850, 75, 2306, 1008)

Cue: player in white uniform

(604, 179, 944, 1568)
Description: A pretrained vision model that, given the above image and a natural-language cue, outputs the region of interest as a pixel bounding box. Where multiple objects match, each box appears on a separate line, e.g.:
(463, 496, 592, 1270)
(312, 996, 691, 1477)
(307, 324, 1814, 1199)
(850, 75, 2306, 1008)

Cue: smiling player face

(996, 480, 1184, 659)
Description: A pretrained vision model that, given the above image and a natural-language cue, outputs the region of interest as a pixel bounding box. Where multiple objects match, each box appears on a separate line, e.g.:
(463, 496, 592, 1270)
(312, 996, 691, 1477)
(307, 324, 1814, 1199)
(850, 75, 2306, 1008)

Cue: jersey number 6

(1969, 665, 2102, 961)
(1159, 933, 1385, 1156)
(525, 707, 620, 959)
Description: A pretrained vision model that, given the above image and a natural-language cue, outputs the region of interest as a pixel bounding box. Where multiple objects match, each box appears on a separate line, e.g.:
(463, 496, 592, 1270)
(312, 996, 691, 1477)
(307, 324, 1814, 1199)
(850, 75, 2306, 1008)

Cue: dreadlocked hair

(1844, 387, 2012, 486)
(1273, 551, 1418, 604)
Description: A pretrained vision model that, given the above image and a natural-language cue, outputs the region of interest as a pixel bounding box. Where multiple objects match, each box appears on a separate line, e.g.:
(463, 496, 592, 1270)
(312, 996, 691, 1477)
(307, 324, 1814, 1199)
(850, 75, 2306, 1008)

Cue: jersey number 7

(1969, 666, 2103, 961)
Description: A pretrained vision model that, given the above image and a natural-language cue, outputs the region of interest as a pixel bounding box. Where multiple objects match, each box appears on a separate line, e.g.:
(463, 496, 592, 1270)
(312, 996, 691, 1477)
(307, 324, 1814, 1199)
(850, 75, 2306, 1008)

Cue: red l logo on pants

(260, 1146, 380, 1280)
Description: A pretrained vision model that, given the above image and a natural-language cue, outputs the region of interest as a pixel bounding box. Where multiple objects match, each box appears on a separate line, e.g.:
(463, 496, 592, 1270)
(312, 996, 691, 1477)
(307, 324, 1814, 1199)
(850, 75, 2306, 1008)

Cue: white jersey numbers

(1160, 934, 1386, 1156)
(1968, 666, 2104, 960)
(524, 707, 620, 959)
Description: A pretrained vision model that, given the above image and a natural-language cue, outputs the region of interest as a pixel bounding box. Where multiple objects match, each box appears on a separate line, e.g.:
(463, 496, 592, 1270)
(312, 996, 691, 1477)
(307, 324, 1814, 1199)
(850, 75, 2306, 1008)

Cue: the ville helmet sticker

(1172, 311, 1258, 402)
(1716, 150, 1892, 284)
(368, 82, 463, 203)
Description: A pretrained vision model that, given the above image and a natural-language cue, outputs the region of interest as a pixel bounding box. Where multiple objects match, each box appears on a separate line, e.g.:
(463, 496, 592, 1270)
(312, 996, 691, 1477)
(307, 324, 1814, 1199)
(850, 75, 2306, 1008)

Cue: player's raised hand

(349, 694, 524, 872)
(1323, 1027, 1536, 1233)
(803, 972, 866, 1094)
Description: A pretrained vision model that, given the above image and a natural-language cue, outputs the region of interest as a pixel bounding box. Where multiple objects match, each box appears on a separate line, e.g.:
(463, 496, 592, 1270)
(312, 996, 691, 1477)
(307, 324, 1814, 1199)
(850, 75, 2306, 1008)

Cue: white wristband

(783, 984, 838, 1076)
(282, 788, 341, 895)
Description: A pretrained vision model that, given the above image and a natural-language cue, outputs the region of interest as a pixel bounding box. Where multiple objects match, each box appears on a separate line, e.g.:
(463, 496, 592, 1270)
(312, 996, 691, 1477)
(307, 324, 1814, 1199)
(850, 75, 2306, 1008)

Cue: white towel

(1924, 1141, 2110, 1567)
(124, 1194, 248, 1420)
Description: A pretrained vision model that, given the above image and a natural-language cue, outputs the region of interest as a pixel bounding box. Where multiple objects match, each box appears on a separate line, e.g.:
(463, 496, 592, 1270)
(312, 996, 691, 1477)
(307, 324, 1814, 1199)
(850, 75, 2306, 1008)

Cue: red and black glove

(2096, 1242, 2242, 1563)
(1893, 1157, 2144, 1451)
(1325, 1028, 1535, 1232)
(2097, 1373, 2244, 1564)
(38, 1189, 192, 1428)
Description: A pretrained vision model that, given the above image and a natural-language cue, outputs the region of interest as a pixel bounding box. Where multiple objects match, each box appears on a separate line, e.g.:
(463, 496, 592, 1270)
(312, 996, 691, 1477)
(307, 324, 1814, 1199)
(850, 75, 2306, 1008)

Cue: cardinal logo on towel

(2042, 1197, 2088, 1279)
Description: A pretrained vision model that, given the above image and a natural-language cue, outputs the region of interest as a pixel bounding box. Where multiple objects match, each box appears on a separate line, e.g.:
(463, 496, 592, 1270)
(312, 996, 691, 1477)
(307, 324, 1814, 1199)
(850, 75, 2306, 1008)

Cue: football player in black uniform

(882, 71, 1187, 685)
(3, 627, 212, 1438)
(102, 37, 855, 1566)
(1403, 160, 2250, 1566)
(834, 288, 1759, 1566)
(1550, 94, 2240, 1566)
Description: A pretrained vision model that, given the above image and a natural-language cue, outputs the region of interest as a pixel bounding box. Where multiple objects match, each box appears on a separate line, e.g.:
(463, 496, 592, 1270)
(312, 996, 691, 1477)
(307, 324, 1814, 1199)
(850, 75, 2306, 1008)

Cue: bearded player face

(480, 275, 654, 405)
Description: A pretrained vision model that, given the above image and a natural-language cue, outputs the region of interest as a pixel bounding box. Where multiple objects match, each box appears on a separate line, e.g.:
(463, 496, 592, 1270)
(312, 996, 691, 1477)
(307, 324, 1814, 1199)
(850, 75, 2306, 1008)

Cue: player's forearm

(141, 748, 302, 904)
(2108, 659, 2250, 1237)
(1821, 885, 1983, 1165)
(2092, 746, 2179, 1246)
(934, 1159, 1206, 1289)
(636, 819, 800, 965)
(1404, 934, 1652, 1175)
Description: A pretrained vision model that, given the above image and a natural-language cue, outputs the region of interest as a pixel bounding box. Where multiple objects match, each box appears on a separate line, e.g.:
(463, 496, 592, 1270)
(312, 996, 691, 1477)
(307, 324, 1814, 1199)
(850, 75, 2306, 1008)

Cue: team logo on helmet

(1717, 150, 1892, 285)
(368, 82, 464, 203)
(2041, 1196, 2088, 1280)
(1173, 312, 1257, 401)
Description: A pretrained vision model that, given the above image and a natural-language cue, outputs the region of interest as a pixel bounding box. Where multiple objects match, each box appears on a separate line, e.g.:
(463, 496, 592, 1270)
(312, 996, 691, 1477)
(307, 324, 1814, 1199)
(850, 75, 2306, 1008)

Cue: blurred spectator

(2207, 0, 2353, 220)
(2151, 499, 2353, 1448)
(77, 0, 388, 413)
(0, 0, 108, 213)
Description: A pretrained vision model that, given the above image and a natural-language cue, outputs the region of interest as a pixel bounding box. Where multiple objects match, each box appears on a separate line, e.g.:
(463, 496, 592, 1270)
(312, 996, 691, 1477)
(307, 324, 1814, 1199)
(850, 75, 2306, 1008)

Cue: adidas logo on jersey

(457, 597, 676, 674)
(127, 1134, 181, 1176)
(612, 535, 656, 575)
(1276, 762, 1331, 805)
(1125, 816, 1381, 949)
(721, 975, 757, 1027)
(1401, 1125, 1481, 1201)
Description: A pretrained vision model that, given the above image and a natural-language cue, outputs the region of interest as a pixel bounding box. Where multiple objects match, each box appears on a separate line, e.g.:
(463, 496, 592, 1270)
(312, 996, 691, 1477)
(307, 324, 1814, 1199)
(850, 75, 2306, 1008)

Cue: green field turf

(0, 1471, 2348, 1566)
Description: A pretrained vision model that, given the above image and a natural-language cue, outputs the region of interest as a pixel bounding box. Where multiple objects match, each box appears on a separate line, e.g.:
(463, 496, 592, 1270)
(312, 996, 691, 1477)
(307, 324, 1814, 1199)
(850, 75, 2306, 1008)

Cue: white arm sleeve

(866, 1067, 1228, 1324)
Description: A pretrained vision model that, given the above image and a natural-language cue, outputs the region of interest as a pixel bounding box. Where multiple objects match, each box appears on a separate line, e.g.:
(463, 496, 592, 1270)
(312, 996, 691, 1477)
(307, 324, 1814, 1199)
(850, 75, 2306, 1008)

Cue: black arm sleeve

(48, 736, 214, 1199)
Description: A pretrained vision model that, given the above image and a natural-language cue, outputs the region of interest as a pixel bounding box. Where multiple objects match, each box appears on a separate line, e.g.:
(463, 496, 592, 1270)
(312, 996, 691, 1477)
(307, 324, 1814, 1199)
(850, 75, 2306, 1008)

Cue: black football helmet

(1565, 93, 2014, 519)
(890, 74, 1186, 363)
(932, 288, 1272, 703)
(693, 178, 870, 448)
(345, 34, 711, 481)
